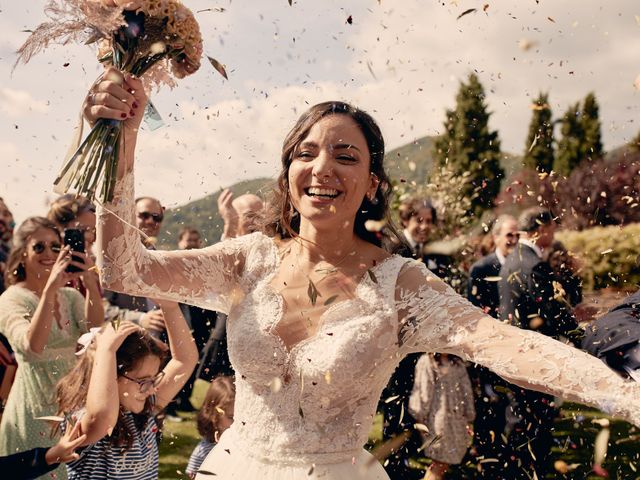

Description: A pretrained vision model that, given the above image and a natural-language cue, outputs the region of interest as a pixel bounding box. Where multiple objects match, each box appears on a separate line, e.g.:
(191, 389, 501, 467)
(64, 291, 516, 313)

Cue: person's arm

(78, 253, 104, 329)
(217, 189, 239, 239)
(87, 69, 251, 314)
(395, 261, 640, 427)
(80, 322, 141, 445)
(152, 300, 198, 410)
(27, 246, 85, 354)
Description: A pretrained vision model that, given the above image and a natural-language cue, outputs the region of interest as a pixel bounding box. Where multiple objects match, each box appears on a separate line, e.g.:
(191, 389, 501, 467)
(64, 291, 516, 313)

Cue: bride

(85, 69, 639, 479)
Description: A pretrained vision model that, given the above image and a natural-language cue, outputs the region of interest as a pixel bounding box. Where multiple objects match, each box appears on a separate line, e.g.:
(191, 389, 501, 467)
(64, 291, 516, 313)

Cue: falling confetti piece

(600, 248, 613, 255)
(346, 15, 353, 25)
(269, 376, 283, 393)
(207, 56, 228, 80)
(634, 74, 640, 90)
(518, 38, 538, 51)
(35, 416, 65, 422)
(457, 8, 477, 20)
(483, 3, 489, 12)
(307, 278, 321, 305)
(547, 16, 556, 23)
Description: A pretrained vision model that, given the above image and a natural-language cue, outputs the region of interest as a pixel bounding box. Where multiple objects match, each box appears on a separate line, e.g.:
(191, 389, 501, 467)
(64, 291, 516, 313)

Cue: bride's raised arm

(395, 260, 640, 426)
(90, 69, 253, 313)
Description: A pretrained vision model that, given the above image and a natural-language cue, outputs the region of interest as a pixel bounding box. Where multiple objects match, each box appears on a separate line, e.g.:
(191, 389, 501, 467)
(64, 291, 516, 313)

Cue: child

(186, 376, 235, 479)
(55, 300, 198, 479)
(408, 353, 475, 480)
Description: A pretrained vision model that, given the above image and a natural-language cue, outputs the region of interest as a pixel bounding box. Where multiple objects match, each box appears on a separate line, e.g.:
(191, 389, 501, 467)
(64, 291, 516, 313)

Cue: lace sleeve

(395, 261, 640, 427)
(96, 171, 259, 314)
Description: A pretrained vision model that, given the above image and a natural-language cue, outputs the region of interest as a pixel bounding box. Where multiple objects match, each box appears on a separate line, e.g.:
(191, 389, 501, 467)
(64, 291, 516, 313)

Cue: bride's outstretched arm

(395, 261, 640, 426)
(87, 68, 251, 313)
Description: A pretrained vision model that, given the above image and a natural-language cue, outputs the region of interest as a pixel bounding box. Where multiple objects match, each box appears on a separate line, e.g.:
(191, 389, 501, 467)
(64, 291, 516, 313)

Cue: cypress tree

(554, 103, 583, 176)
(523, 93, 554, 173)
(580, 92, 603, 161)
(432, 73, 504, 218)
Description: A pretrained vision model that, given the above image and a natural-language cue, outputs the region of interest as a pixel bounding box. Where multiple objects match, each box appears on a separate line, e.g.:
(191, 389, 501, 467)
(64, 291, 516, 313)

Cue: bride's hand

(82, 67, 147, 137)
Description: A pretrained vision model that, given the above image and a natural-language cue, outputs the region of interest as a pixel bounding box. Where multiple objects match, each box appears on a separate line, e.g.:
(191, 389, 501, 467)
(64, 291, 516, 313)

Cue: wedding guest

(408, 354, 475, 480)
(55, 301, 197, 479)
(0, 217, 99, 479)
(0, 197, 16, 405)
(174, 227, 220, 413)
(103, 196, 167, 333)
(187, 376, 235, 479)
(217, 190, 264, 239)
(47, 194, 104, 326)
(466, 215, 518, 477)
(498, 207, 578, 479)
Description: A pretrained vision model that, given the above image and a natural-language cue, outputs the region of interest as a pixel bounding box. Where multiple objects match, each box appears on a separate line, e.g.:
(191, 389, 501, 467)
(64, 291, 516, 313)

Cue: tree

(523, 92, 554, 173)
(432, 73, 504, 219)
(580, 92, 603, 161)
(554, 103, 583, 176)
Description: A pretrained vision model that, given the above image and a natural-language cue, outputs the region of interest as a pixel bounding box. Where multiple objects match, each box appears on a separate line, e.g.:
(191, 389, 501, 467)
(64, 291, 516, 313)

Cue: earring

(370, 195, 379, 205)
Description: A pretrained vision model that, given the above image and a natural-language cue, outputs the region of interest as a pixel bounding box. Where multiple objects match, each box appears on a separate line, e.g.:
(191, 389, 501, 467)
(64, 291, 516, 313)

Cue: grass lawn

(160, 402, 639, 480)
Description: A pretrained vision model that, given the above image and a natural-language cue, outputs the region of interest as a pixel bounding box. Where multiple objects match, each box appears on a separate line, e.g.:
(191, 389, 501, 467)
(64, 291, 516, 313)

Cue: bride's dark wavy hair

(263, 101, 403, 249)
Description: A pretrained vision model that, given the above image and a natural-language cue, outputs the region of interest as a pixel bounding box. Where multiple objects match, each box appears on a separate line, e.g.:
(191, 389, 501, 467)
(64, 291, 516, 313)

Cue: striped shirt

(186, 439, 215, 477)
(66, 413, 160, 479)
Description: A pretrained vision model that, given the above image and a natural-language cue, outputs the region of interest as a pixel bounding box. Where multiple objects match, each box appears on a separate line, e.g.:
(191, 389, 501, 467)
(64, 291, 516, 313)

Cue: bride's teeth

(308, 187, 338, 196)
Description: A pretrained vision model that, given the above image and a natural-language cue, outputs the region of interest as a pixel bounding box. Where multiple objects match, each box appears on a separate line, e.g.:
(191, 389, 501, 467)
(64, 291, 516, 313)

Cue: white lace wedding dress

(98, 172, 640, 480)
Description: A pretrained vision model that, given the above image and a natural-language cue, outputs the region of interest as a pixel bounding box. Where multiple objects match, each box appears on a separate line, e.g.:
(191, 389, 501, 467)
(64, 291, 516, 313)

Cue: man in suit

(466, 215, 518, 477)
(582, 289, 640, 378)
(498, 207, 579, 479)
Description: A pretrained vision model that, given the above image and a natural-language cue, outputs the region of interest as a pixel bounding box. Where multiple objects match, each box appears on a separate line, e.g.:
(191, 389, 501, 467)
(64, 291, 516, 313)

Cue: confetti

(207, 56, 228, 80)
(457, 8, 476, 20)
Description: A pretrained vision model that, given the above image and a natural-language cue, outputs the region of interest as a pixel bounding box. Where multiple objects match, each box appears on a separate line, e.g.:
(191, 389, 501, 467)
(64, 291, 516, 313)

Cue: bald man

(217, 189, 264, 239)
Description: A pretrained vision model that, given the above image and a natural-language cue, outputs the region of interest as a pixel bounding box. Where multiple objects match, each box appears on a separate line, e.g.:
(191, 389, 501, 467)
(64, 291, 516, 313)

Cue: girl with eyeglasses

(54, 299, 197, 479)
(0, 217, 101, 479)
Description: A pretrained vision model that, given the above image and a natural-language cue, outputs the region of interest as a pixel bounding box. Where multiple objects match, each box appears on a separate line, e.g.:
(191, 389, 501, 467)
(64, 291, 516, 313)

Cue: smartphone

(64, 229, 85, 273)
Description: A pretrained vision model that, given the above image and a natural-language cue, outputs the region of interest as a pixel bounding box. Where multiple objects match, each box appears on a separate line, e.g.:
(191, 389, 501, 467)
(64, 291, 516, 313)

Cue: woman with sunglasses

(0, 217, 101, 479)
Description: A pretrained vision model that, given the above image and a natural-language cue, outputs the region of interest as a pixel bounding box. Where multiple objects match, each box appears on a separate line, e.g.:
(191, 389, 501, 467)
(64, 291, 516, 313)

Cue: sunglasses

(32, 241, 62, 255)
(121, 371, 165, 393)
(137, 211, 164, 223)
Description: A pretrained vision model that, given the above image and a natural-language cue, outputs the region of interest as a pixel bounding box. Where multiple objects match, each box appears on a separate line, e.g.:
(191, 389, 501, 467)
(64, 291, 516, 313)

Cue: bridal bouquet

(15, 0, 203, 202)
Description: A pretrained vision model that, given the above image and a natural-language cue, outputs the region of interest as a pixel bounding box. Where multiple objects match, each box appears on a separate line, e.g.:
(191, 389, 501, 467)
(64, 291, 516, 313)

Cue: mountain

(157, 134, 524, 248)
(157, 177, 274, 249)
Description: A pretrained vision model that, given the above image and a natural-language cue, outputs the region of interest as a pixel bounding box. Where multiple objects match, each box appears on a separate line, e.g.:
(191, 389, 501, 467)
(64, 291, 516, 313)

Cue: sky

(1, 0, 639, 223)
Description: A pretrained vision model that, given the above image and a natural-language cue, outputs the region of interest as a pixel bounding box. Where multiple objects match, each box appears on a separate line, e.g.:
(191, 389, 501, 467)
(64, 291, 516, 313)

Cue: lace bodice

(97, 172, 640, 464)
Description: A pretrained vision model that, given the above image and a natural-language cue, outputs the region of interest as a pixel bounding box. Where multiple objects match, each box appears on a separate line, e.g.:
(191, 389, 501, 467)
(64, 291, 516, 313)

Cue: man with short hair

(178, 227, 203, 250)
(217, 189, 264, 239)
(466, 215, 518, 477)
(104, 196, 166, 332)
(498, 207, 578, 478)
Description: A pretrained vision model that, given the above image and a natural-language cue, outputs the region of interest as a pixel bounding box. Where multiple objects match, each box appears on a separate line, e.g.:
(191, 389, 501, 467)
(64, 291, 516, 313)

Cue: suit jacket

(467, 252, 501, 318)
(499, 243, 577, 340)
(582, 290, 640, 373)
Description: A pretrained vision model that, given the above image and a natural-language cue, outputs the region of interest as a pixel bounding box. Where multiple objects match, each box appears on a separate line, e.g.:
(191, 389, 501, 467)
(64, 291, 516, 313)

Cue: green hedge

(557, 223, 640, 291)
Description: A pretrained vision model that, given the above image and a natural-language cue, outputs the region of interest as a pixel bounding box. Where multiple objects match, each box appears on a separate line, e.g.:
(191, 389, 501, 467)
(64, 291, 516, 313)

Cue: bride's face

(288, 114, 379, 230)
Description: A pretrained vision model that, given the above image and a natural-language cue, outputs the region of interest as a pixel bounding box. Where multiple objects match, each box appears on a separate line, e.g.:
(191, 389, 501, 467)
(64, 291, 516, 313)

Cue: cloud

(0, 86, 48, 117)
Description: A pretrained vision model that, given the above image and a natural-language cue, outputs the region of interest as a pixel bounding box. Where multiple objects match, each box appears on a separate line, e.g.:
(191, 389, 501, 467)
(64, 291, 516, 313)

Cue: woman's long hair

(4, 217, 60, 287)
(55, 328, 167, 450)
(262, 101, 403, 249)
(197, 376, 235, 443)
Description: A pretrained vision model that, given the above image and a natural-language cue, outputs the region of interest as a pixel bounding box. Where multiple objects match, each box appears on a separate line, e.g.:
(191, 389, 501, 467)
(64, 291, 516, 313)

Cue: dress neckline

(261, 236, 397, 354)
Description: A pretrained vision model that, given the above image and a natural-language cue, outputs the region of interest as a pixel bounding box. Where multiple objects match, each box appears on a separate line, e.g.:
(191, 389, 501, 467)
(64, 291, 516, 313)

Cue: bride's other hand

(82, 67, 147, 134)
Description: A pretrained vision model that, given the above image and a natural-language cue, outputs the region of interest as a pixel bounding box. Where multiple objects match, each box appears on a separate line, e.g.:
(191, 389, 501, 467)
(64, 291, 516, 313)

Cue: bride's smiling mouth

(304, 187, 342, 200)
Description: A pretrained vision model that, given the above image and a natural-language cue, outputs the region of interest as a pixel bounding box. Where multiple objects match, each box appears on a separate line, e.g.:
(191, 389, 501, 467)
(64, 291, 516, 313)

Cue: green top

(0, 285, 88, 479)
